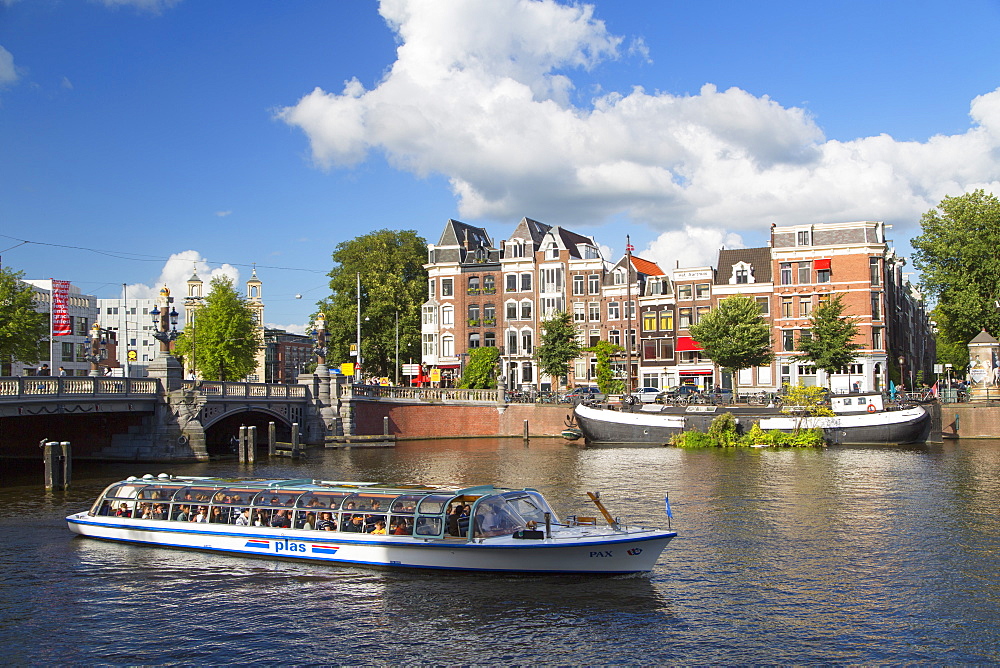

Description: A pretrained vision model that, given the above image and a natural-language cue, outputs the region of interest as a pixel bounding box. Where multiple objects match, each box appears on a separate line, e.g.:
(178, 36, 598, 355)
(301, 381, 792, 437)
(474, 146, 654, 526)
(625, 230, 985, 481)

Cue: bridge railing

(183, 380, 307, 399)
(351, 385, 499, 404)
(0, 376, 159, 398)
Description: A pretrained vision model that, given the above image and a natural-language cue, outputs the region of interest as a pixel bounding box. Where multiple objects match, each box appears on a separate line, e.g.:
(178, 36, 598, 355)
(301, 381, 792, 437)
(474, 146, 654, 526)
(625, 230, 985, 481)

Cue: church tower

(182, 271, 204, 379)
(246, 267, 266, 382)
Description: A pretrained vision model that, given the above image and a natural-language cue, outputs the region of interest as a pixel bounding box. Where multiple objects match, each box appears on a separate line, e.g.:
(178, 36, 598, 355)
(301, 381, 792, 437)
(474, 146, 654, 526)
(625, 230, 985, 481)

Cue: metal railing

(0, 376, 159, 398)
(182, 380, 307, 399)
(351, 385, 500, 403)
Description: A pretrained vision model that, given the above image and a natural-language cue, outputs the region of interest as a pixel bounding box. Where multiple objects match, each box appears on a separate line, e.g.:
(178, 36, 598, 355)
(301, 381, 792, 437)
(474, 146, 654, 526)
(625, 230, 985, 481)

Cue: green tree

(534, 311, 582, 389)
(0, 266, 48, 366)
(688, 295, 773, 393)
(912, 190, 1000, 345)
(458, 346, 499, 389)
(587, 340, 624, 396)
(795, 293, 862, 387)
(175, 275, 260, 381)
(316, 230, 427, 379)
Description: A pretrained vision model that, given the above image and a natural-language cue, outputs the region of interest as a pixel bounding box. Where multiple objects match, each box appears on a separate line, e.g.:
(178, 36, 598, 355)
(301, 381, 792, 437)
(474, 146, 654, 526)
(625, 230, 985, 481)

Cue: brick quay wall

(353, 401, 575, 439)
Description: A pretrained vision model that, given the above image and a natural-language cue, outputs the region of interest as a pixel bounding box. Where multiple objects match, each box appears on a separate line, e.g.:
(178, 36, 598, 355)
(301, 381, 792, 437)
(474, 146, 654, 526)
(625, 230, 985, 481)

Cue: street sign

(341, 362, 355, 376)
(402, 363, 420, 375)
(349, 344, 357, 357)
(430, 368, 441, 382)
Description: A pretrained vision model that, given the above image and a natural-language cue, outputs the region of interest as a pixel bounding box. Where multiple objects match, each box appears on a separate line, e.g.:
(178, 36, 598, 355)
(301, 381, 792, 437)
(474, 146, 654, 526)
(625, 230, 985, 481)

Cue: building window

(467, 277, 480, 294)
(484, 332, 496, 347)
(469, 333, 480, 348)
(799, 297, 812, 317)
(627, 328, 636, 350)
(609, 330, 620, 346)
(817, 267, 830, 283)
(483, 275, 496, 294)
(798, 262, 812, 284)
(521, 361, 533, 383)
(483, 303, 495, 325)
(679, 308, 692, 329)
(872, 327, 883, 350)
(608, 301, 620, 320)
(613, 269, 626, 285)
(780, 263, 792, 285)
(588, 275, 600, 294)
(573, 275, 585, 295)
(422, 305, 437, 325)
(869, 257, 880, 286)
(441, 336, 454, 357)
(642, 313, 656, 331)
(871, 294, 881, 320)
(428, 279, 436, 298)
(507, 330, 518, 354)
(589, 329, 601, 347)
(782, 330, 795, 352)
(520, 273, 532, 291)
(441, 305, 453, 326)
(659, 338, 674, 360)
(423, 334, 436, 356)
(659, 310, 674, 331)
(573, 302, 585, 322)
(506, 302, 517, 320)
(588, 302, 600, 321)
(695, 283, 710, 299)
(797, 230, 811, 246)
(506, 274, 517, 292)
(467, 304, 480, 325)
(62, 342, 74, 362)
(547, 243, 559, 259)
(781, 298, 793, 318)
(756, 297, 770, 316)
(520, 301, 533, 320)
(521, 331, 533, 354)
(441, 279, 453, 297)
(625, 301, 636, 320)
(696, 306, 710, 323)
(677, 284, 692, 300)
(735, 268, 748, 284)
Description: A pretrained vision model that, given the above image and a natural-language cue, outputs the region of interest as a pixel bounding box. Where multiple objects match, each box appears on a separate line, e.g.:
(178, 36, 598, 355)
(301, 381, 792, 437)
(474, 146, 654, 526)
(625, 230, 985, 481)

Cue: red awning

(436, 364, 460, 369)
(679, 370, 713, 376)
(676, 336, 703, 352)
(814, 258, 831, 270)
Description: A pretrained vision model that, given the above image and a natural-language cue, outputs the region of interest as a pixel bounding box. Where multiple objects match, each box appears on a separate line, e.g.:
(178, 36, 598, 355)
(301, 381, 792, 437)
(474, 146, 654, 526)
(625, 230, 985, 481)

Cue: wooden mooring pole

(42, 440, 71, 490)
(268, 422, 276, 457)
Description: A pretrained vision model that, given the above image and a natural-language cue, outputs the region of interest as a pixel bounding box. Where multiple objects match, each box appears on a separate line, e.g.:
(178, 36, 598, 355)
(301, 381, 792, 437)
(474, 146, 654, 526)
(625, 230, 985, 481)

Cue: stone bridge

(0, 374, 337, 460)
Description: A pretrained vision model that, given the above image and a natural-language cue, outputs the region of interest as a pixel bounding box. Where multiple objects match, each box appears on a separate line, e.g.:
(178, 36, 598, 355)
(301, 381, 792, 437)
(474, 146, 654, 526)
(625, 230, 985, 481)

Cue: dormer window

(613, 269, 626, 285)
(730, 261, 755, 285)
(797, 230, 811, 246)
(547, 243, 559, 259)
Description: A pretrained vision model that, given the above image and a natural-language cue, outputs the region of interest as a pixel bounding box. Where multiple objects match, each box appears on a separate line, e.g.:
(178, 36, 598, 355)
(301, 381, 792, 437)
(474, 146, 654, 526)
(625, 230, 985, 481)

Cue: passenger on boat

(174, 505, 190, 522)
(300, 512, 316, 530)
(253, 509, 269, 526)
(371, 520, 387, 535)
(317, 512, 336, 531)
(234, 509, 250, 526)
(343, 515, 365, 532)
(457, 505, 471, 535)
(116, 503, 131, 517)
(192, 506, 209, 523)
(392, 519, 411, 535)
(209, 507, 225, 524)
(447, 505, 462, 536)
(270, 509, 291, 528)
(151, 504, 166, 520)
(139, 503, 152, 519)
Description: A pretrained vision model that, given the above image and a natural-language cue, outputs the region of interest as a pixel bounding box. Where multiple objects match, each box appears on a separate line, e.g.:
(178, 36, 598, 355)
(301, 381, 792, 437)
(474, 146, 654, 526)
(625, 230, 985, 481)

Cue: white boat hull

(67, 513, 675, 574)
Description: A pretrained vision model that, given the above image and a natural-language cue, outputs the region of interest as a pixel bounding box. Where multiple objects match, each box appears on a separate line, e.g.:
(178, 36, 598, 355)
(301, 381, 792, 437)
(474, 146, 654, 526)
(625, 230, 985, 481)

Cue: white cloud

(125, 251, 240, 320)
(278, 0, 1000, 236)
(215, 210, 232, 217)
(0, 45, 19, 87)
(97, 0, 181, 13)
(643, 226, 746, 273)
(266, 322, 308, 336)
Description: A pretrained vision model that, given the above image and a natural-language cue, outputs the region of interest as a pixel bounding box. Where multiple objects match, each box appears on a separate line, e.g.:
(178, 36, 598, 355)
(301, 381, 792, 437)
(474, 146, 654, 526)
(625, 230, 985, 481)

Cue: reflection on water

(2, 438, 1000, 663)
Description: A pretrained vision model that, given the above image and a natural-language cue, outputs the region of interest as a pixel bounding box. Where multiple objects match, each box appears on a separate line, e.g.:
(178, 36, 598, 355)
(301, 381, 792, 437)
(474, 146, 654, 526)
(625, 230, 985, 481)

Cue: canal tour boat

(574, 392, 930, 446)
(66, 475, 676, 574)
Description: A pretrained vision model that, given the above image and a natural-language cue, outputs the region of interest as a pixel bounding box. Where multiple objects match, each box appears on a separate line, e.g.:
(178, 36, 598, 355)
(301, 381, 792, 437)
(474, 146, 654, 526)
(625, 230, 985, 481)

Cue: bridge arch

(202, 407, 295, 457)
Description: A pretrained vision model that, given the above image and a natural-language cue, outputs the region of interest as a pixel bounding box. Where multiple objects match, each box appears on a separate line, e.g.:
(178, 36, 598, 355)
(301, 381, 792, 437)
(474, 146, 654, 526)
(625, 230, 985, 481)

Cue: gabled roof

(715, 247, 772, 284)
(630, 255, 663, 276)
(969, 329, 998, 345)
(436, 219, 494, 249)
(508, 217, 552, 250)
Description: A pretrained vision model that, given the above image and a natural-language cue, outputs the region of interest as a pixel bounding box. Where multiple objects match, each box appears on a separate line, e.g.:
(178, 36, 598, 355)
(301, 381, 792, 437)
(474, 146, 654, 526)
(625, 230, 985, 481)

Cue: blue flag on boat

(889, 380, 897, 400)
(664, 493, 673, 518)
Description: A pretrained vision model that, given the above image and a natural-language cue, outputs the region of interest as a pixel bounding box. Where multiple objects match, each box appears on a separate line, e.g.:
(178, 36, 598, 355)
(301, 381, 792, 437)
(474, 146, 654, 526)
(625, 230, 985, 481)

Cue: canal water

(2, 438, 1000, 664)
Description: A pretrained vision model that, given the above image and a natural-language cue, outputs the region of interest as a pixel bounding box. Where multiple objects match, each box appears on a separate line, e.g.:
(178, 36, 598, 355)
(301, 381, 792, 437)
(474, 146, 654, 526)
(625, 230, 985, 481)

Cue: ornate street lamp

(311, 313, 328, 369)
(84, 322, 109, 377)
(150, 285, 180, 354)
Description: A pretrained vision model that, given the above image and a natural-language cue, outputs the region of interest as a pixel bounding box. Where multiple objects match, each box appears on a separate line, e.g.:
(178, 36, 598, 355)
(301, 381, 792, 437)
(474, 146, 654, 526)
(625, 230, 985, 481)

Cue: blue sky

(2, 0, 999, 333)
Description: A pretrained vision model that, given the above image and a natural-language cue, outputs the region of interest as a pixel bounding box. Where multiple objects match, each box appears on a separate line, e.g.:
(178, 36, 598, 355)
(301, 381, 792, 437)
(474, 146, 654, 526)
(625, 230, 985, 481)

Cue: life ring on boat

(867, 404, 877, 413)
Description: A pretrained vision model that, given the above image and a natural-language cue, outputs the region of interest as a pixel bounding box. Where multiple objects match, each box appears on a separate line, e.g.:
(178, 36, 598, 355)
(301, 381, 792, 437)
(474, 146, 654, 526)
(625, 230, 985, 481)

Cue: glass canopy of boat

(90, 476, 561, 540)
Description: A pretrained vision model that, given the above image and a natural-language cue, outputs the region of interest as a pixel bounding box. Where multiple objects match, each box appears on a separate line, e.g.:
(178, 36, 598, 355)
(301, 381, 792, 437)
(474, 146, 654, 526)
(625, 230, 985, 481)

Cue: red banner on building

(51, 279, 72, 336)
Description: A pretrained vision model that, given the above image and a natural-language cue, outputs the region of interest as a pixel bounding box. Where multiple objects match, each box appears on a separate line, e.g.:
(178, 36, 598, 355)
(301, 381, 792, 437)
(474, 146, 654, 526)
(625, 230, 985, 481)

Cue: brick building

(422, 217, 934, 394)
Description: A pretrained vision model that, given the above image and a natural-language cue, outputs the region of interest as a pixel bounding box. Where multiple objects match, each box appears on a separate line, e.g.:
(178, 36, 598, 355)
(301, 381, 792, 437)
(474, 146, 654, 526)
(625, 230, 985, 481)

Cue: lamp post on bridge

(84, 322, 109, 377)
(147, 285, 183, 391)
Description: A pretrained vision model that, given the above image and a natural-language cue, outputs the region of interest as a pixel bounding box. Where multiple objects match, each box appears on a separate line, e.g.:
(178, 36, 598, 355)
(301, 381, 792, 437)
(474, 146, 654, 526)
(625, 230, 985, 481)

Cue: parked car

(626, 387, 662, 404)
(562, 386, 606, 403)
(655, 385, 703, 404)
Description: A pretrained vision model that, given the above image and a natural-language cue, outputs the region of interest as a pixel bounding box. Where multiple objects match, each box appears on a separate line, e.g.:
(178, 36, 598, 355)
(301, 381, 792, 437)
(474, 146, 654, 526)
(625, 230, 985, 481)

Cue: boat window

(104, 483, 142, 499)
(172, 486, 219, 503)
(296, 492, 350, 510)
(414, 516, 443, 536)
(858, 397, 868, 405)
(389, 495, 422, 514)
(503, 491, 558, 525)
(417, 494, 452, 515)
(217, 488, 261, 507)
(842, 398, 852, 406)
(342, 493, 395, 512)
(471, 492, 558, 538)
(252, 491, 302, 507)
(136, 486, 182, 500)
